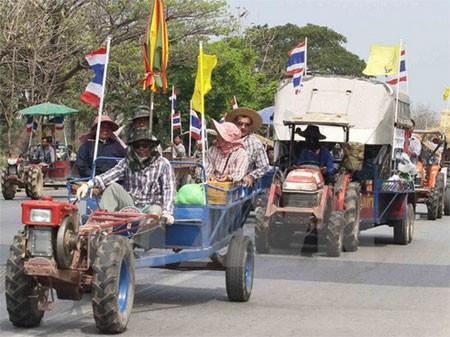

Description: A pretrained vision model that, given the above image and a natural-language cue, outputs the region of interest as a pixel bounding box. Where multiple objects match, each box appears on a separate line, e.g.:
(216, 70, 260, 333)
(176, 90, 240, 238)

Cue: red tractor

(255, 121, 361, 257)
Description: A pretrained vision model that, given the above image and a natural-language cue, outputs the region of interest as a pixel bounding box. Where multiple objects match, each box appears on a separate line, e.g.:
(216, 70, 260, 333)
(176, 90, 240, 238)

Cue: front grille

(281, 191, 320, 208)
(7, 164, 18, 176)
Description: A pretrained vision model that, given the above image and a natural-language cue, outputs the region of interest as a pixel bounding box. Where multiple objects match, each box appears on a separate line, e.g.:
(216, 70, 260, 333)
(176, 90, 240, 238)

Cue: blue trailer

(5, 161, 262, 333)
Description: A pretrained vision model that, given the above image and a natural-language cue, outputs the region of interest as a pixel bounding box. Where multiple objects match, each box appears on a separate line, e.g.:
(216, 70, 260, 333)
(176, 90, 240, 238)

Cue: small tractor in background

(412, 130, 448, 219)
(255, 119, 361, 257)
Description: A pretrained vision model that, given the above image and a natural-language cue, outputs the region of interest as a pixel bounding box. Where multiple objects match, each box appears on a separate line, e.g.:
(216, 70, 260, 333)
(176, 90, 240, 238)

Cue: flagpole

(304, 37, 308, 76)
(392, 39, 402, 160)
(444, 94, 450, 134)
(189, 101, 192, 157)
(92, 36, 111, 177)
(199, 41, 206, 170)
(171, 85, 174, 144)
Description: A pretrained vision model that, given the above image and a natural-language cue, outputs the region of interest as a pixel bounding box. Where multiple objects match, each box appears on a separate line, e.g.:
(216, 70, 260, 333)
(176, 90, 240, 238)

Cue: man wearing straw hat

(225, 107, 269, 186)
(76, 115, 127, 178)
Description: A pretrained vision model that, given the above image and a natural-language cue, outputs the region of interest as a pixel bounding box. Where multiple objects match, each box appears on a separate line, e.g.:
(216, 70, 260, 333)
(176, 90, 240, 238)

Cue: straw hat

(91, 115, 119, 132)
(224, 107, 263, 132)
(212, 120, 243, 144)
(298, 125, 326, 140)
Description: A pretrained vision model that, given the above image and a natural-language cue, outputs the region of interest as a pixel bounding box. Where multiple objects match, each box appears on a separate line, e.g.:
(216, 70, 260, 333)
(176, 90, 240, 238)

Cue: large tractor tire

(343, 182, 361, 252)
(1, 171, 17, 200)
(393, 203, 414, 245)
(92, 235, 135, 333)
(26, 167, 43, 200)
(325, 211, 345, 257)
(436, 173, 445, 219)
(5, 235, 46, 327)
(444, 186, 450, 216)
(255, 227, 270, 254)
(226, 235, 255, 302)
(426, 188, 439, 220)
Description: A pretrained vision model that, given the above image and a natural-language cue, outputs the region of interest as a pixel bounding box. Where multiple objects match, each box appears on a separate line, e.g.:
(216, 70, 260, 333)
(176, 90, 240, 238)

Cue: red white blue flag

(80, 47, 107, 107)
(172, 111, 181, 129)
(386, 49, 407, 85)
(286, 40, 307, 94)
(190, 109, 202, 140)
(54, 115, 64, 130)
(26, 116, 37, 133)
(231, 96, 238, 109)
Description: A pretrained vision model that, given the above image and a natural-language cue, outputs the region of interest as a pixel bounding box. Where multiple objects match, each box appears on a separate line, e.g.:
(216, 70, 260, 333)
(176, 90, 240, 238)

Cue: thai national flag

(190, 109, 202, 140)
(286, 41, 306, 94)
(26, 116, 37, 133)
(54, 115, 64, 130)
(172, 111, 181, 129)
(386, 49, 407, 85)
(231, 96, 238, 109)
(80, 47, 107, 107)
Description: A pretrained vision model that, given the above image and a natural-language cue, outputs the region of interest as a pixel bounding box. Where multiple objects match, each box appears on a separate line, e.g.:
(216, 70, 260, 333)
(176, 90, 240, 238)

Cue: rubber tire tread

(427, 188, 439, 220)
(5, 235, 45, 327)
(444, 187, 450, 216)
(343, 182, 360, 252)
(326, 211, 345, 257)
(92, 235, 135, 334)
(1, 171, 17, 200)
(26, 167, 43, 200)
(436, 173, 445, 218)
(393, 206, 410, 245)
(255, 227, 270, 254)
(226, 235, 254, 302)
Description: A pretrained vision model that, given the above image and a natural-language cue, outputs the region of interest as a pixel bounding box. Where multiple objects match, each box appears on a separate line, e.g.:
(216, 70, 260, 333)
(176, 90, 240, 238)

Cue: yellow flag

(443, 87, 450, 101)
(192, 52, 217, 113)
(363, 44, 400, 76)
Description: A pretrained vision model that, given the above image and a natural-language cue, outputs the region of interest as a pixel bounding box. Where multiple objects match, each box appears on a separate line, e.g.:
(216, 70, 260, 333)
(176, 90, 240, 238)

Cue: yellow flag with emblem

(443, 87, 450, 101)
(363, 44, 400, 76)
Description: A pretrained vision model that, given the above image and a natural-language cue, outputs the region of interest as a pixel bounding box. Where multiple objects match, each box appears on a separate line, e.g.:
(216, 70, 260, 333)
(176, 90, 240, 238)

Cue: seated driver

(296, 125, 334, 183)
(32, 136, 56, 165)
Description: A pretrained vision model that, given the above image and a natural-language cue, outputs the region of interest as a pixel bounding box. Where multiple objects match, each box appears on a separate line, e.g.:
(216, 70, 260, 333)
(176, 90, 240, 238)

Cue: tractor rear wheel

(92, 235, 135, 333)
(1, 171, 17, 200)
(436, 173, 445, 219)
(26, 167, 43, 200)
(343, 182, 361, 252)
(427, 188, 439, 220)
(5, 235, 45, 327)
(226, 235, 254, 302)
(326, 211, 345, 257)
(255, 227, 270, 254)
(444, 186, 450, 216)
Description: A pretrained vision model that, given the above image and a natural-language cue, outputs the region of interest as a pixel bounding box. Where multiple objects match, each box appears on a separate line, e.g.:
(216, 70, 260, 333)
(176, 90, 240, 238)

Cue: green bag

(175, 183, 205, 205)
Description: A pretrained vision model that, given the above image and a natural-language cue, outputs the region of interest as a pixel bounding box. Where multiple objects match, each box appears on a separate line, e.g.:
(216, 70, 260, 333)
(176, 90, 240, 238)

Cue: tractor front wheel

(5, 235, 45, 327)
(1, 171, 17, 200)
(26, 167, 43, 200)
(92, 235, 135, 333)
(326, 211, 345, 257)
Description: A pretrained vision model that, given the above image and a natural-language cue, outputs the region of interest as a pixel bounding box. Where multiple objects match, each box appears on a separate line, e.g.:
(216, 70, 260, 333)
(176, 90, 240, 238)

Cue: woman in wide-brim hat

(205, 120, 248, 184)
(224, 107, 263, 133)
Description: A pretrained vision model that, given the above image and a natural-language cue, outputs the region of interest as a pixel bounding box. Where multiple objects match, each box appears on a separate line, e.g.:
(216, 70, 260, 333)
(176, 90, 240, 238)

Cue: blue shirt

(297, 146, 334, 175)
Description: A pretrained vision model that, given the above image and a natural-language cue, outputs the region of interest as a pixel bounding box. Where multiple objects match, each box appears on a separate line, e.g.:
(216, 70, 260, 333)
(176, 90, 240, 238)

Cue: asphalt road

(0, 188, 449, 337)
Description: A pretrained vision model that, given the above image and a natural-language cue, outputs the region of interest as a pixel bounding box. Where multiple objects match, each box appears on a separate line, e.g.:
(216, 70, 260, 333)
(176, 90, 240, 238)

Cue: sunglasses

(133, 141, 150, 149)
(237, 121, 252, 127)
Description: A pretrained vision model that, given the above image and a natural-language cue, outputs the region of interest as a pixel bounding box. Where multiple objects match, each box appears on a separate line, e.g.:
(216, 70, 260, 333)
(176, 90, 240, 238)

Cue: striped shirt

(243, 134, 269, 179)
(206, 146, 248, 183)
(92, 156, 176, 214)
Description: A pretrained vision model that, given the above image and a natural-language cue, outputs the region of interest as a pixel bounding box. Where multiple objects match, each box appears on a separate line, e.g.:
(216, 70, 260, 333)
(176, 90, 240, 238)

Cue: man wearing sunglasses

(77, 129, 176, 239)
(225, 107, 269, 186)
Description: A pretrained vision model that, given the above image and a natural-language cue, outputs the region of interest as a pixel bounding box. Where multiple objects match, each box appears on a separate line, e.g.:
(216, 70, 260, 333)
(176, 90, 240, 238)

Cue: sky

(226, 0, 450, 113)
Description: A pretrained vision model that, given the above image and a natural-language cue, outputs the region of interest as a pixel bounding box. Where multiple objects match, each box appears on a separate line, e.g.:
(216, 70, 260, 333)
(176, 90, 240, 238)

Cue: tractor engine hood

(283, 168, 324, 192)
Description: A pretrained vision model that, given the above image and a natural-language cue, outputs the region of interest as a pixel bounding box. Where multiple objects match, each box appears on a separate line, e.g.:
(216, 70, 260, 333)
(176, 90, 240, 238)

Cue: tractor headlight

(30, 209, 52, 223)
(283, 181, 318, 192)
